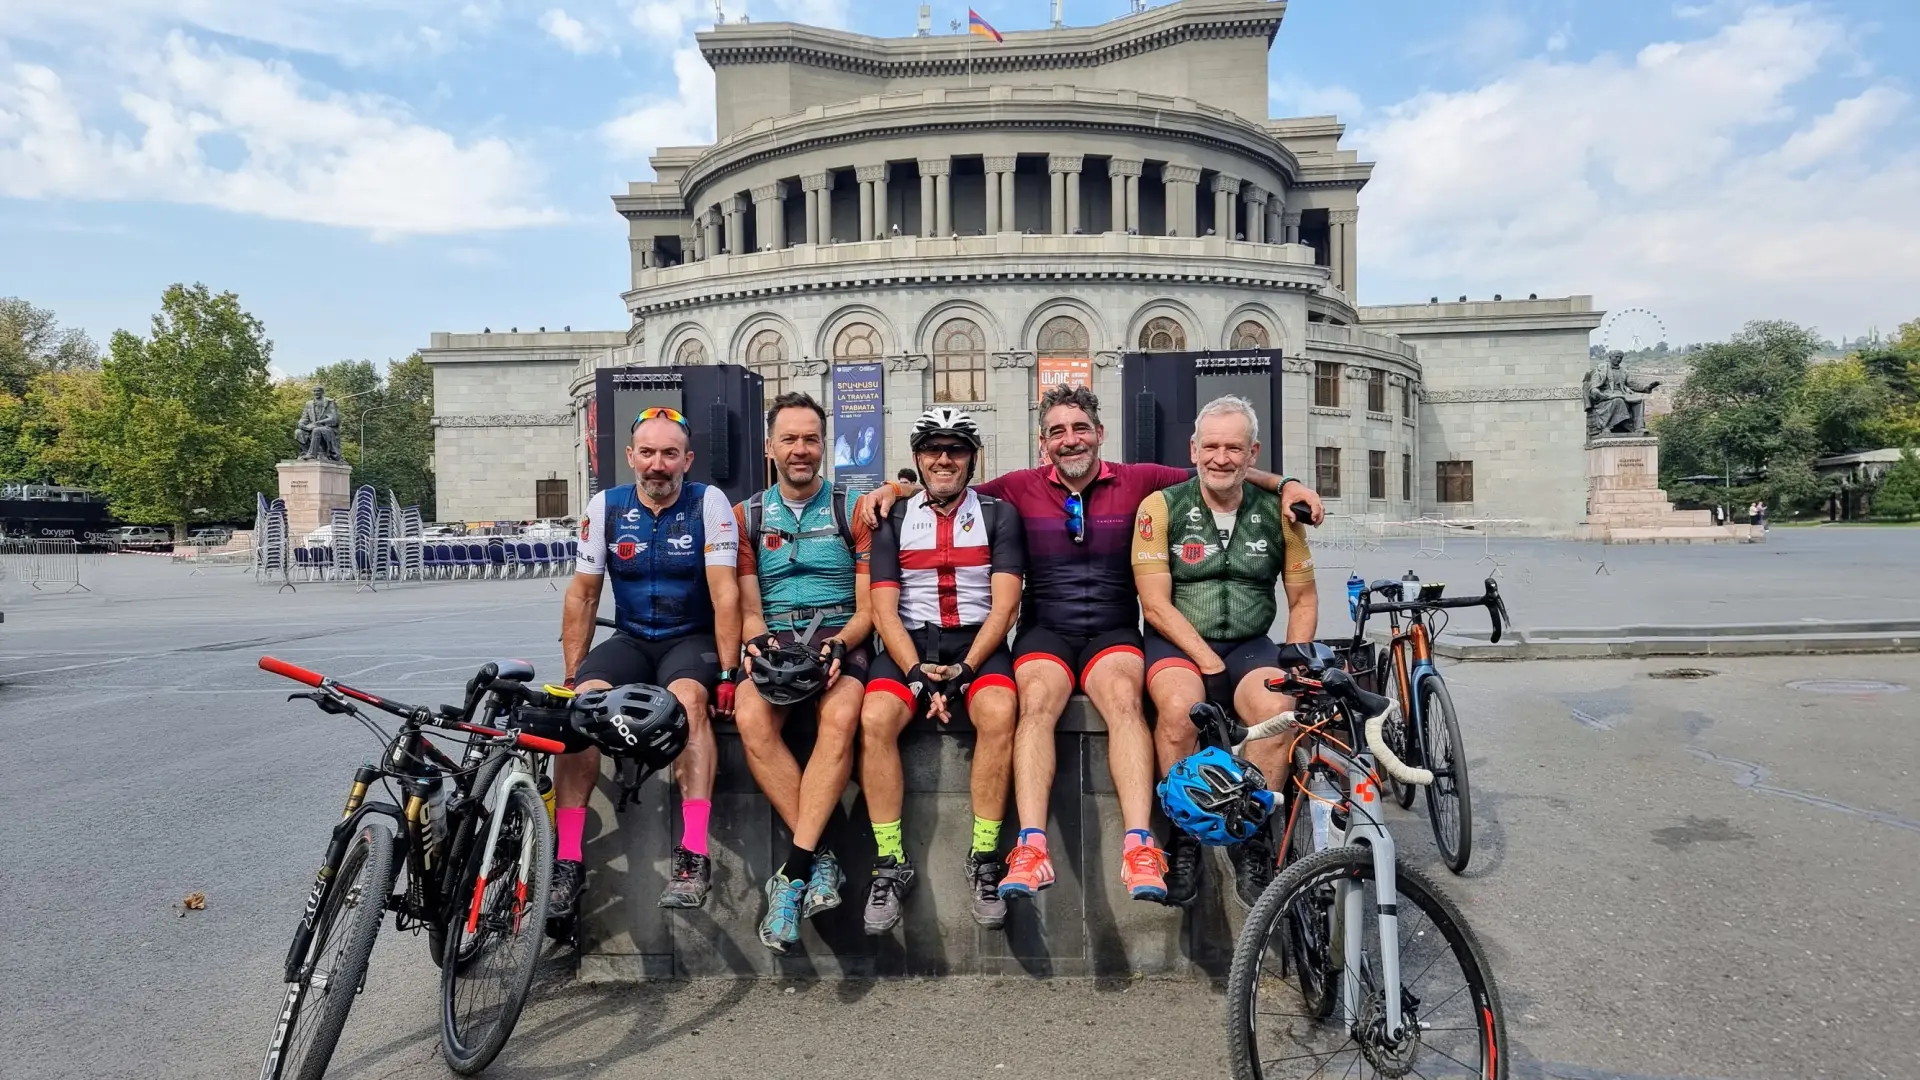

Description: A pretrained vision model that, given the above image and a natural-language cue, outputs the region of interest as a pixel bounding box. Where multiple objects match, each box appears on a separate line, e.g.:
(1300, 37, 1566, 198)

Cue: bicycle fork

(463, 758, 542, 935)
(1328, 762, 1409, 1042)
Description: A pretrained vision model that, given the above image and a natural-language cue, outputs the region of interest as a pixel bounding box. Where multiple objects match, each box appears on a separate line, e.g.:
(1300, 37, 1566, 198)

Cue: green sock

(872, 820, 905, 862)
(971, 816, 1001, 855)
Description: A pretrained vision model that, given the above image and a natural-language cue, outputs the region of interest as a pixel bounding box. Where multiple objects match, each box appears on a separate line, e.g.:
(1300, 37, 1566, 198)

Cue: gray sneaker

(803, 849, 845, 919)
(658, 846, 711, 909)
(863, 855, 916, 935)
(967, 852, 1008, 929)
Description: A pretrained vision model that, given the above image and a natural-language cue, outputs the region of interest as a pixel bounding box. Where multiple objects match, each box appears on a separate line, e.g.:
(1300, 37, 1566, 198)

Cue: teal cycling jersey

(735, 483, 873, 637)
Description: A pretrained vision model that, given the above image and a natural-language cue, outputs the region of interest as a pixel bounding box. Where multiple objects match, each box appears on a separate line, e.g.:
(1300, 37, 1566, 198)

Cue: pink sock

(1019, 828, 1049, 854)
(680, 799, 712, 856)
(556, 807, 586, 862)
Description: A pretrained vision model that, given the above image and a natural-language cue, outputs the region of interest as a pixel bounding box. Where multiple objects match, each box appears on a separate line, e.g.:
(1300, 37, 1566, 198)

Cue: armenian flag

(968, 9, 1003, 43)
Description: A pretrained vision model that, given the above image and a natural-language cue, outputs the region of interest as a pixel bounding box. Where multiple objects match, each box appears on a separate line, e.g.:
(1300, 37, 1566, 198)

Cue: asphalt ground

(1, 554, 1915, 1080)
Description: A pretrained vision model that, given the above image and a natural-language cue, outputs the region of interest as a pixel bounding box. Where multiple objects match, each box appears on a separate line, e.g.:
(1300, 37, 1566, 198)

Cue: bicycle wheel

(1420, 676, 1473, 874)
(1380, 660, 1418, 810)
(429, 754, 509, 970)
(260, 819, 397, 1080)
(439, 783, 553, 1075)
(1227, 845, 1507, 1080)
(1275, 796, 1336, 1021)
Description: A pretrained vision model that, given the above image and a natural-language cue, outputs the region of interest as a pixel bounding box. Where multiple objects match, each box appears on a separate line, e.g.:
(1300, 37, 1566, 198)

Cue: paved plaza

(1, 531, 1916, 1079)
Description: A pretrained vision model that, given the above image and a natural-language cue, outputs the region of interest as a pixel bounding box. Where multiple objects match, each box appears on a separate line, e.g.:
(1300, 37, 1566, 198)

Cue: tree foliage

(1, 297, 100, 398)
(1875, 449, 1920, 521)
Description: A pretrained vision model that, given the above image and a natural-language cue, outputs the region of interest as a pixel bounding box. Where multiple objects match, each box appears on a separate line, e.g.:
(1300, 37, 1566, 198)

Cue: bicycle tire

(429, 753, 510, 969)
(1226, 845, 1507, 1080)
(1381, 661, 1418, 810)
(439, 783, 553, 1075)
(1421, 676, 1473, 873)
(260, 819, 397, 1080)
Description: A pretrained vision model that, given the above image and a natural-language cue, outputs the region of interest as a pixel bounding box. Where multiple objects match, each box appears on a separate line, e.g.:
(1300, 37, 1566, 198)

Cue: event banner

(831, 362, 886, 495)
(1037, 355, 1092, 390)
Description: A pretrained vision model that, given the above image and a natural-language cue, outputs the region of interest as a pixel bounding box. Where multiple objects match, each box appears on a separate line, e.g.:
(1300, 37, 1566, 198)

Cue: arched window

(1036, 315, 1090, 358)
(1138, 316, 1186, 352)
(1231, 320, 1271, 349)
(746, 329, 788, 400)
(832, 322, 881, 361)
(932, 318, 987, 403)
(673, 338, 709, 366)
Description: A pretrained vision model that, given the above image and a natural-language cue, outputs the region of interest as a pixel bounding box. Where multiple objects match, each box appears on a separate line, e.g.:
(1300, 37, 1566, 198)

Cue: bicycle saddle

(492, 659, 536, 683)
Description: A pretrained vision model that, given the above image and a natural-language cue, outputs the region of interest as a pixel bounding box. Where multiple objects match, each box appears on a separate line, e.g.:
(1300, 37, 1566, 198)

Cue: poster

(1037, 355, 1092, 391)
(831, 362, 885, 496)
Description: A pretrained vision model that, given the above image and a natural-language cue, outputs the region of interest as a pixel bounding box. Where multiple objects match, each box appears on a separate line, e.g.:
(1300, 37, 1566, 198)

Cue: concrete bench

(577, 696, 1241, 980)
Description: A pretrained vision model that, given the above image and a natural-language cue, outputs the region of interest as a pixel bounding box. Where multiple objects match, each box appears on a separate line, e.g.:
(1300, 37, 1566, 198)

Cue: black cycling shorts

(868, 624, 1015, 729)
(1143, 630, 1283, 693)
(1012, 625, 1144, 691)
(575, 632, 720, 692)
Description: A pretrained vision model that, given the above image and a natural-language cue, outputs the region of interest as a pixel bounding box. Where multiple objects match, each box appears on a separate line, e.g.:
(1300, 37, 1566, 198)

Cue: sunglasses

(918, 443, 973, 460)
(632, 407, 689, 432)
(1064, 491, 1086, 545)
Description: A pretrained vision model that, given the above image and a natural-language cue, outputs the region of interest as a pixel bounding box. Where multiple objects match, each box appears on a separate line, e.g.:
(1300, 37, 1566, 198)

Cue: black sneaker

(863, 855, 917, 935)
(1227, 823, 1277, 909)
(966, 852, 1008, 929)
(1163, 830, 1205, 908)
(658, 846, 711, 909)
(547, 859, 583, 938)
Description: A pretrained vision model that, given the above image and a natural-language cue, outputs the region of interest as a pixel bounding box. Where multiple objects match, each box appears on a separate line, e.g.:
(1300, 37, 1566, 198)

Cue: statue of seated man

(1586, 351, 1660, 437)
(297, 385, 343, 462)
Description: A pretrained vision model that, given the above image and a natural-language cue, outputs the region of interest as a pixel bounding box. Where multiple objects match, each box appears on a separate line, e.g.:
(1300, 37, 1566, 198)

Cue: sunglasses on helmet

(631, 406, 689, 432)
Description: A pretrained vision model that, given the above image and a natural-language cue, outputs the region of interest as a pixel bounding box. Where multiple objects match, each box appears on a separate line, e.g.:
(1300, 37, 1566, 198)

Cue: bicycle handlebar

(258, 656, 568, 756)
(1358, 576, 1509, 645)
(1241, 668, 1432, 786)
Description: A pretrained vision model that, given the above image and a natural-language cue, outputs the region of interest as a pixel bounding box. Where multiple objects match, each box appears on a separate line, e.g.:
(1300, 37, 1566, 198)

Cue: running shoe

(1163, 830, 1205, 908)
(863, 855, 917, 935)
(968, 852, 1008, 929)
(658, 845, 711, 909)
(997, 842, 1055, 900)
(1121, 843, 1169, 902)
(1227, 822, 1276, 909)
(803, 850, 845, 919)
(547, 858, 584, 935)
(758, 872, 807, 952)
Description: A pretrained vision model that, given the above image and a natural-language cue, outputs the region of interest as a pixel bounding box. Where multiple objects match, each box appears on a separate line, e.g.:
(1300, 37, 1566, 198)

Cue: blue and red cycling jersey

(974, 461, 1189, 637)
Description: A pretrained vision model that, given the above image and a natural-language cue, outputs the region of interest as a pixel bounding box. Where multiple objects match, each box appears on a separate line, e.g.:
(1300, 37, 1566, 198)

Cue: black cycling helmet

(748, 642, 828, 707)
(569, 683, 687, 769)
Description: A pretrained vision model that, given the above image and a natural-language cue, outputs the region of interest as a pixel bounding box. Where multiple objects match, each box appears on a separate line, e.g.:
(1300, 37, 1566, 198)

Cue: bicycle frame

(458, 749, 546, 935)
(1380, 612, 1439, 749)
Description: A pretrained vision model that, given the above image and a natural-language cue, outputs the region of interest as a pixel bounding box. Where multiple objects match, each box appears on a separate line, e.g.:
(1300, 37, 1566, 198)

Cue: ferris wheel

(1600, 307, 1668, 352)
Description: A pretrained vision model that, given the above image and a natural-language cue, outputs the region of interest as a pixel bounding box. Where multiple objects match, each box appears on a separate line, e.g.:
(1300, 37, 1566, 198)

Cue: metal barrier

(0, 538, 91, 592)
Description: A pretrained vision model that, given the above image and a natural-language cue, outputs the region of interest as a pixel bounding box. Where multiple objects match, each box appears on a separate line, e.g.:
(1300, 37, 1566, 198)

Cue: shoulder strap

(975, 491, 997, 535)
(831, 484, 855, 550)
(746, 490, 767, 550)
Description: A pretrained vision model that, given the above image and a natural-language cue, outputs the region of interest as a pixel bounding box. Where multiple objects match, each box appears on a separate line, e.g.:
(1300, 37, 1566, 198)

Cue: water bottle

(1346, 572, 1364, 621)
(538, 772, 556, 823)
(1400, 569, 1421, 603)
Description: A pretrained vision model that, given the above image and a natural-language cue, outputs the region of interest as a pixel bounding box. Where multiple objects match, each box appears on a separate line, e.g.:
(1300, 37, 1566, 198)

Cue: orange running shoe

(997, 842, 1055, 899)
(1122, 843, 1169, 902)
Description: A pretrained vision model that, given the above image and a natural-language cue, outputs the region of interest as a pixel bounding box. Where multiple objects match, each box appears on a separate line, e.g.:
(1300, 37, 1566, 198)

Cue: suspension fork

(1339, 758, 1406, 1039)
(463, 755, 543, 934)
(282, 766, 383, 982)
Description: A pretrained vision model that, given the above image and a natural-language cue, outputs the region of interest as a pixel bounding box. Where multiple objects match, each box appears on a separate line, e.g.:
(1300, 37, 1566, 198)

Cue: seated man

(1131, 394, 1318, 907)
(860, 407, 1025, 934)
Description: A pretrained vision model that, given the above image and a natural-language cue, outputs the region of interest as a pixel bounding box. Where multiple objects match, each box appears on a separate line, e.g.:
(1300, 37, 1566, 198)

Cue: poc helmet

(748, 643, 828, 707)
(910, 406, 985, 481)
(570, 683, 688, 770)
(1157, 747, 1276, 846)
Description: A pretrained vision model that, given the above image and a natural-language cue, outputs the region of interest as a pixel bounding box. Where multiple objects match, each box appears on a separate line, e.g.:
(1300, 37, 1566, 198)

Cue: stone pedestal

(276, 459, 352, 541)
(1578, 436, 1756, 544)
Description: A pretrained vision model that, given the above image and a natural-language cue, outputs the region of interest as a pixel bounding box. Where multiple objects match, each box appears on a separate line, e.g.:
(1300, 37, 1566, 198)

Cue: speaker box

(1120, 349, 1283, 473)
(593, 365, 764, 504)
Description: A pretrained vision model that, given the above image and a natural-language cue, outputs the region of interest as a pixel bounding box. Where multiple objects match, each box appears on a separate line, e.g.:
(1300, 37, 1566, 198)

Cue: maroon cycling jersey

(975, 461, 1189, 637)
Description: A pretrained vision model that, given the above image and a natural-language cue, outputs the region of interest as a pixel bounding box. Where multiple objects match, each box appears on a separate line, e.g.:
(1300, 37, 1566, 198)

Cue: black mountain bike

(256, 656, 570, 1079)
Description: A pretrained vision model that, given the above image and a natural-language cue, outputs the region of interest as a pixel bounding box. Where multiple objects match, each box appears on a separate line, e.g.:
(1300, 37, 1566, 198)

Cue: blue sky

(2, 0, 1916, 374)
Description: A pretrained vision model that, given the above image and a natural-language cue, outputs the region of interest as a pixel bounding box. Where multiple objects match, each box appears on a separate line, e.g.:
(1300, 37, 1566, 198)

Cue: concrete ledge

(1407, 621, 1920, 661)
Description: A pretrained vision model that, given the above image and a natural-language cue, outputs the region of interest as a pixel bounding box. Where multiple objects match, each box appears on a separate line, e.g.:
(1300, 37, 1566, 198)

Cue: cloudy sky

(2, 0, 1915, 373)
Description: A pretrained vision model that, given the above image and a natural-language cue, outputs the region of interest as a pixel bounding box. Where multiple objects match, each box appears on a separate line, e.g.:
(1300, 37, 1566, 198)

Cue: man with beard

(1131, 394, 1318, 907)
(860, 407, 1026, 933)
(733, 392, 879, 952)
(553, 407, 741, 923)
(863, 385, 1321, 908)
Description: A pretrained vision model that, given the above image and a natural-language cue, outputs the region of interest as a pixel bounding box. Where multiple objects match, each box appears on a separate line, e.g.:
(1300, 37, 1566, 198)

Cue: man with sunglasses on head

(554, 406, 741, 923)
(866, 384, 1321, 909)
(860, 406, 1026, 933)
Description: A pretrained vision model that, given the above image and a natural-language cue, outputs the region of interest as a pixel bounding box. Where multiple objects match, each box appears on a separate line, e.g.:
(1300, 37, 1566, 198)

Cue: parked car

(304, 524, 338, 546)
(188, 527, 233, 546)
(116, 526, 172, 549)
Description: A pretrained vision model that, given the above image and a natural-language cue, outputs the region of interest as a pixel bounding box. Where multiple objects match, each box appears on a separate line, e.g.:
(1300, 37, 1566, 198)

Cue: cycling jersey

(975, 461, 1189, 637)
(869, 489, 1024, 630)
(733, 483, 873, 636)
(1131, 479, 1314, 640)
(576, 482, 737, 640)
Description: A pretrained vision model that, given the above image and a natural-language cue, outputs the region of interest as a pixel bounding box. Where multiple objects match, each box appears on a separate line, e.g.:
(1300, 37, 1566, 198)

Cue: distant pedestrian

(1713, 505, 1724, 526)
(1755, 501, 1768, 531)
(895, 467, 918, 485)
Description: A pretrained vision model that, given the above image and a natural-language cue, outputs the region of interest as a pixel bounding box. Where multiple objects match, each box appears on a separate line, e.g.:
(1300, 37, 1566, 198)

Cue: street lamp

(358, 400, 411, 465)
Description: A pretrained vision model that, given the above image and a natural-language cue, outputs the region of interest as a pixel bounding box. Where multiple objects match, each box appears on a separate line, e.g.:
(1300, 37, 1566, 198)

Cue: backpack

(746, 484, 857, 553)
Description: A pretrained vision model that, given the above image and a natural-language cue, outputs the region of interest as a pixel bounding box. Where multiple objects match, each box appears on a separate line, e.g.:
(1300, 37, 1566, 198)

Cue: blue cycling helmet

(1158, 747, 1277, 846)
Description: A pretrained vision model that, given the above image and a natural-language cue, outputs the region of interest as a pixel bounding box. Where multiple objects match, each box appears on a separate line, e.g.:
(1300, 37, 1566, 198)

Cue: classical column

(724, 198, 746, 255)
(1163, 164, 1200, 236)
(857, 164, 884, 242)
(691, 217, 705, 261)
(986, 156, 1016, 233)
(801, 173, 828, 244)
(1333, 207, 1358, 298)
(918, 164, 936, 236)
(873, 169, 891, 236)
(1110, 158, 1142, 234)
(1108, 170, 1126, 232)
(920, 157, 951, 236)
(1047, 155, 1081, 235)
(1212, 174, 1240, 238)
(1243, 184, 1268, 243)
(752, 181, 787, 251)
(1265, 199, 1283, 246)
(1283, 210, 1302, 245)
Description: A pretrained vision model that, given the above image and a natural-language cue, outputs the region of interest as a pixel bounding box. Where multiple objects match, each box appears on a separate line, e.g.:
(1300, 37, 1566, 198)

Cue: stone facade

(421, 0, 1601, 534)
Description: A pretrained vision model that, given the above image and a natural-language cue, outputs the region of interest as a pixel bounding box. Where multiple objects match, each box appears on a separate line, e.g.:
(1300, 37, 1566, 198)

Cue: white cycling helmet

(909, 406, 983, 453)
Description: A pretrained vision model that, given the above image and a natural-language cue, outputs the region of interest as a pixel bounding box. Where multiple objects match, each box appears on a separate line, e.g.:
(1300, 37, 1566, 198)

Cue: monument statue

(1584, 351, 1661, 437)
(296, 384, 343, 462)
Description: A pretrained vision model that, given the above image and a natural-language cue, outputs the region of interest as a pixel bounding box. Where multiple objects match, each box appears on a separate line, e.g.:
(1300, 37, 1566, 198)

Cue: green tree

(1802, 358, 1890, 455)
(5, 369, 111, 487)
(1659, 321, 1823, 510)
(92, 284, 280, 535)
(1873, 448, 1920, 521)
(353, 352, 436, 513)
(1, 298, 101, 397)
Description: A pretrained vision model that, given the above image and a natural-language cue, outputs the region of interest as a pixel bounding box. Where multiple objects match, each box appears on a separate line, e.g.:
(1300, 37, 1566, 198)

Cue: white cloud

(1270, 75, 1364, 120)
(539, 7, 612, 55)
(0, 34, 562, 236)
(755, 0, 851, 26)
(1353, 3, 1920, 341)
(600, 46, 716, 165)
(1, 0, 473, 65)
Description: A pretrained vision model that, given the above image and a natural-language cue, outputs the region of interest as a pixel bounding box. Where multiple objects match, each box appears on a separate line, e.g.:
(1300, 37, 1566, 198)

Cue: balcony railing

(1307, 322, 1420, 362)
